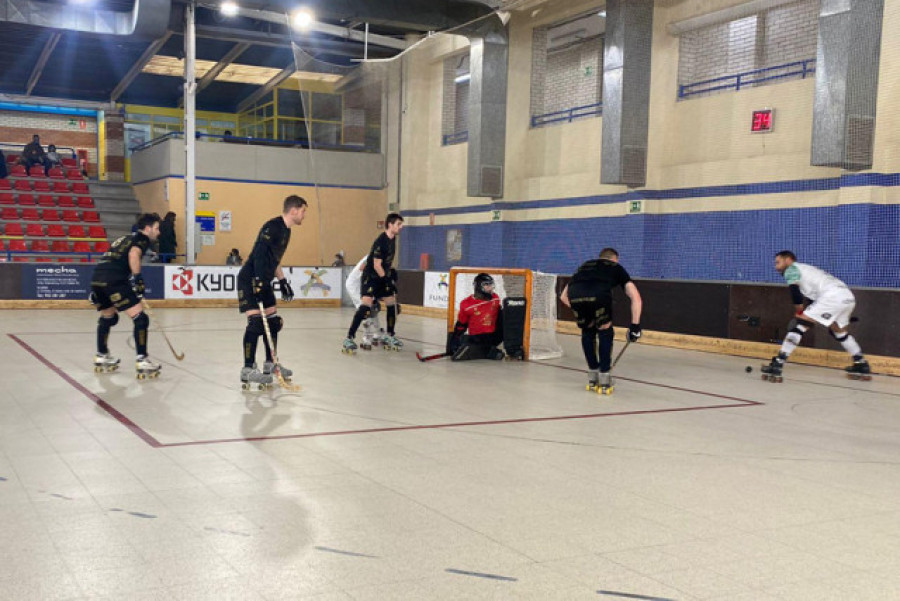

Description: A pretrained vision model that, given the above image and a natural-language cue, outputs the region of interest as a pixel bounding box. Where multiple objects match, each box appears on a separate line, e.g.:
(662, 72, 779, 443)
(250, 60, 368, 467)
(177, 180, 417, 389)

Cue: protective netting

(451, 269, 563, 361)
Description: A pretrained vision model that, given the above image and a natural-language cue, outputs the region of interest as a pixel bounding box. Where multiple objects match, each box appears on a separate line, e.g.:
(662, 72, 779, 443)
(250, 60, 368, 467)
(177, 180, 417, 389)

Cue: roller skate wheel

(602, 386, 614, 395)
(760, 374, 768, 382)
(94, 366, 102, 373)
(242, 383, 250, 391)
(586, 383, 597, 391)
(136, 373, 145, 380)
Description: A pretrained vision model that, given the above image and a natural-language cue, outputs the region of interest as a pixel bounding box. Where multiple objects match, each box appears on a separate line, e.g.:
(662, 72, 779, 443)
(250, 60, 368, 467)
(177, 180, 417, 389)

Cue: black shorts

(361, 272, 396, 300)
(568, 282, 613, 329)
(237, 274, 277, 313)
(91, 279, 141, 312)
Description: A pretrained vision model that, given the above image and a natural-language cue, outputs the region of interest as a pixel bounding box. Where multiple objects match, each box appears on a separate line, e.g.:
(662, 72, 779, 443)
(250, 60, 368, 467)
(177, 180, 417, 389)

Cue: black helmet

(473, 273, 494, 299)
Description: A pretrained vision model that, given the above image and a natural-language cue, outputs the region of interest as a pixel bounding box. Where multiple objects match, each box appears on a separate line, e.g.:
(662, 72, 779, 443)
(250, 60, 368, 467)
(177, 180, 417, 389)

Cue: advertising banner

(423, 271, 450, 308)
(164, 266, 343, 300)
(21, 264, 164, 300)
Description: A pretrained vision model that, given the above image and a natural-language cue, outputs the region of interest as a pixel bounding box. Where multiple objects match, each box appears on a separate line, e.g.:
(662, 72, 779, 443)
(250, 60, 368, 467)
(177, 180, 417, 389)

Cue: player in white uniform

(344, 255, 384, 350)
(761, 251, 870, 381)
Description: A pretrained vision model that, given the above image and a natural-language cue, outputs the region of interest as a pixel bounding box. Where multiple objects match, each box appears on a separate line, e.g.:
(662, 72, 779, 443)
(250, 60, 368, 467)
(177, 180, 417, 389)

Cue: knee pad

(829, 330, 848, 342)
(266, 314, 283, 334)
(99, 313, 119, 327)
(247, 315, 266, 336)
(600, 327, 614, 342)
(132, 312, 149, 329)
(785, 330, 803, 345)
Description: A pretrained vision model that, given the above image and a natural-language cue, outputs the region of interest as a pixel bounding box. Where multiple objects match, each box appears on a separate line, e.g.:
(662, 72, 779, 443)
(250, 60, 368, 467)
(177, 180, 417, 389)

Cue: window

(441, 53, 470, 145)
(530, 11, 604, 128)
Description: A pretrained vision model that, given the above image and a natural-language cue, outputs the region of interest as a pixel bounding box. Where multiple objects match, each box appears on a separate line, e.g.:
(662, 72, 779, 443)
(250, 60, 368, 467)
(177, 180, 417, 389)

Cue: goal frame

(447, 267, 534, 359)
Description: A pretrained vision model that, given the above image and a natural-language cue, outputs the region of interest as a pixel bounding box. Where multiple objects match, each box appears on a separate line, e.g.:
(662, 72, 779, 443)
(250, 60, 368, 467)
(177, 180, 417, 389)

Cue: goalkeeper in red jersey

(446, 273, 506, 361)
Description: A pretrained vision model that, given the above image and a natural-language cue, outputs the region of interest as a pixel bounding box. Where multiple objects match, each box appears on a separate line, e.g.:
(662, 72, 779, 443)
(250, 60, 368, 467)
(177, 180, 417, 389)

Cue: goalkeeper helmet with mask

(473, 273, 494, 300)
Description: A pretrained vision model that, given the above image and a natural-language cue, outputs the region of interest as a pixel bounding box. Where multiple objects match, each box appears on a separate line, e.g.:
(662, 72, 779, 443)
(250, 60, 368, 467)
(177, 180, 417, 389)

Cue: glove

(251, 277, 269, 300)
(446, 321, 466, 354)
(129, 273, 145, 298)
(628, 323, 642, 343)
(278, 278, 294, 302)
(89, 291, 99, 306)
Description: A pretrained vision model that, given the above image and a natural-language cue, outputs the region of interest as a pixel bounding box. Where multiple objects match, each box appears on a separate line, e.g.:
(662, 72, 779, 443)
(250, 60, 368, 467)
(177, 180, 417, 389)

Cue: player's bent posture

(90, 213, 161, 378)
(762, 251, 870, 382)
(343, 213, 403, 354)
(237, 195, 307, 388)
(561, 248, 643, 393)
(447, 273, 505, 361)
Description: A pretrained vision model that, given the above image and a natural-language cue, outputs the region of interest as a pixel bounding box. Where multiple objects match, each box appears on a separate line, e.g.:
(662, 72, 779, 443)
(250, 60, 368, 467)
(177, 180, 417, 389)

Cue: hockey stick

(257, 301, 301, 392)
(416, 351, 450, 362)
(610, 339, 631, 371)
(140, 299, 184, 361)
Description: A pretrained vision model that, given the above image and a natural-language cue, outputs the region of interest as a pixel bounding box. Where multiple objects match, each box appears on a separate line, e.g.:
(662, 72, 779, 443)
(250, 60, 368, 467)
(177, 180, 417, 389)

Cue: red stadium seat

(0, 193, 13, 205)
(66, 169, 82, 180)
(0, 179, 10, 190)
(14, 180, 31, 192)
(57, 257, 74, 263)
(31, 240, 50, 252)
(9, 239, 27, 251)
(5, 154, 17, 165)
(37, 195, 55, 207)
(67, 225, 86, 237)
(93, 241, 110, 253)
(52, 181, 69, 192)
(21, 208, 39, 221)
(17, 194, 35, 206)
(47, 167, 65, 179)
(72, 241, 91, 253)
(4, 223, 23, 236)
(33, 180, 51, 192)
(76, 197, 95, 209)
(25, 224, 44, 237)
(47, 224, 65, 237)
(62, 210, 80, 222)
(9, 165, 27, 178)
(28, 166, 46, 178)
(57, 195, 75, 208)
(42, 209, 61, 221)
(51, 240, 70, 253)
(83, 211, 100, 222)
(71, 182, 89, 194)
(61, 158, 77, 168)
(87, 225, 106, 238)
(1, 207, 19, 220)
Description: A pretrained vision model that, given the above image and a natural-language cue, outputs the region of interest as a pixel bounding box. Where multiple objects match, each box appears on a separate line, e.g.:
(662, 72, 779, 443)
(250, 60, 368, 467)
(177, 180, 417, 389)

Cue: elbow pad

(788, 284, 804, 305)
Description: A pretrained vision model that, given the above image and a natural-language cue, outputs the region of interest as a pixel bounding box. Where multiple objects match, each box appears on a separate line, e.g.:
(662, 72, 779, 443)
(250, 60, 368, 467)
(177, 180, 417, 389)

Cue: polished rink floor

(1, 307, 899, 600)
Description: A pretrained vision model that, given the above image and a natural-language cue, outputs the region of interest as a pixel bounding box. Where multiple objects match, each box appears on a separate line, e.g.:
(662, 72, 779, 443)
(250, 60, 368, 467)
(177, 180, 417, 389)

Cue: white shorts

(803, 288, 856, 328)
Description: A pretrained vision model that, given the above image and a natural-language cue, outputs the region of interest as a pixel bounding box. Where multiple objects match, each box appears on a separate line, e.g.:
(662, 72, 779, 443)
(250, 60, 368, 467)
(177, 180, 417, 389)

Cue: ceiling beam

(25, 32, 61, 96)
(110, 31, 172, 102)
(237, 62, 295, 113)
(178, 41, 249, 107)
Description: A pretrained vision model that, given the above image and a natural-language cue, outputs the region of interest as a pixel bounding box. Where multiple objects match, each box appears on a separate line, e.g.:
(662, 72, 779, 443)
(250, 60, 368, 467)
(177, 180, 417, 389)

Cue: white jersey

(783, 262, 849, 301)
(345, 255, 367, 308)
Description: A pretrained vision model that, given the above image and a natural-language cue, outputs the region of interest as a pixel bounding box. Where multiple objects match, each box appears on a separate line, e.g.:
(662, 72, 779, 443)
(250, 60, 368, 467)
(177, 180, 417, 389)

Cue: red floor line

(8, 334, 164, 448)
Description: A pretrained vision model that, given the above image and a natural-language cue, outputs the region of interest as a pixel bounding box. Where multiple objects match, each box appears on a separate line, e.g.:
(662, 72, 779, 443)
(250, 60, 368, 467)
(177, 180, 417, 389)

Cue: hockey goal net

(448, 267, 563, 360)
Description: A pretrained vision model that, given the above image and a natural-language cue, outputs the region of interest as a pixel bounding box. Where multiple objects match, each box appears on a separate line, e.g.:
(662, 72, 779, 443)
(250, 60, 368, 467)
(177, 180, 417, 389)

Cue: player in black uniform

(343, 213, 404, 353)
(237, 195, 307, 388)
(89, 213, 161, 378)
(560, 248, 643, 394)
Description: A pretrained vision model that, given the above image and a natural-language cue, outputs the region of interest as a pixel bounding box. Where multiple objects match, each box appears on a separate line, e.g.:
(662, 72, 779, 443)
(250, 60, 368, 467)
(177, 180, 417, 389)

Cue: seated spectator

(0, 149, 6, 179)
(158, 211, 177, 263)
(226, 248, 243, 266)
(45, 144, 62, 174)
(331, 250, 345, 267)
(19, 134, 47, 172)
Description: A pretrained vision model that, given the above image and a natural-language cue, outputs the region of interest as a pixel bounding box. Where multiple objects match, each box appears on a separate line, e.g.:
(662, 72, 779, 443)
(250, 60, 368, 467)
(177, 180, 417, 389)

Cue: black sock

(244, 316, 262, 368)
(598, 328, 614, 372)
(97, 316, 116, 354)
(581, 328, 599, 370)
(348, 305, 370, 339)
(133, 313, 149, 357)
(386, 305, 396, 336)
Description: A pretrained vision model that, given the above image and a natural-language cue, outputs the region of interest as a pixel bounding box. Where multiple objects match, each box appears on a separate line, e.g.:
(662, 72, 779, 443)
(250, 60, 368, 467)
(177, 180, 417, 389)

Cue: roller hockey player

(761, 251, 870, 383)
(89, 213, 162, 378)
(237, 195, 307, 389)
(343, 213, 403, 354)
(446, 273, 506, 361)
(345, 254, 385, 350)
(561, 248, 643, 395)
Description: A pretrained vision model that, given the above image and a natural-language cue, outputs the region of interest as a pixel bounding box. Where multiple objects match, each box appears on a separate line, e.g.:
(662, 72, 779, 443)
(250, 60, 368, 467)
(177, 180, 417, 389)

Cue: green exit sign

(198, 192, 210, 201)
(628, 200, 643, 214)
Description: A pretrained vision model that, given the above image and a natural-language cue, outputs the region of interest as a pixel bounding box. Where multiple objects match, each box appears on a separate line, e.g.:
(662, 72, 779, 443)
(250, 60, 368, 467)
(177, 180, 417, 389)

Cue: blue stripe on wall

(400, 204, 900, 288)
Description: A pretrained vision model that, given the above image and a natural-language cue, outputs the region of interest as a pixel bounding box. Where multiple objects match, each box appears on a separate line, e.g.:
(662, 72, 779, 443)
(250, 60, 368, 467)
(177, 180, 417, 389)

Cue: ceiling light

(291, 7, 315, 31)
(454, 73, 471, 84)
(597, 10, 606, 17)
(220, 1, 239, 16)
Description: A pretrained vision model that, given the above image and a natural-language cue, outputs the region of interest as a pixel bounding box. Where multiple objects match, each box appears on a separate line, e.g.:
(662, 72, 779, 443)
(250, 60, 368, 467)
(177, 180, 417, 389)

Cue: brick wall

(531, 28, 602, 121)
(678, 0, 819, 94)
(441, 58, 458, 137)
(104, 112, 125, 182)
(0, 110, 98, 175)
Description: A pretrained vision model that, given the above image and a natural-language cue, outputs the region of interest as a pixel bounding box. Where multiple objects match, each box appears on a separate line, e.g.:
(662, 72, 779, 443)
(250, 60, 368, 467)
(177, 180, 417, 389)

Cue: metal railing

(130, 132, 375, 154)
(1, 142, 78, 159)
(679, 58, 816, 99)
(442, 131, 469, 146)
(531, 102, 603, 128)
